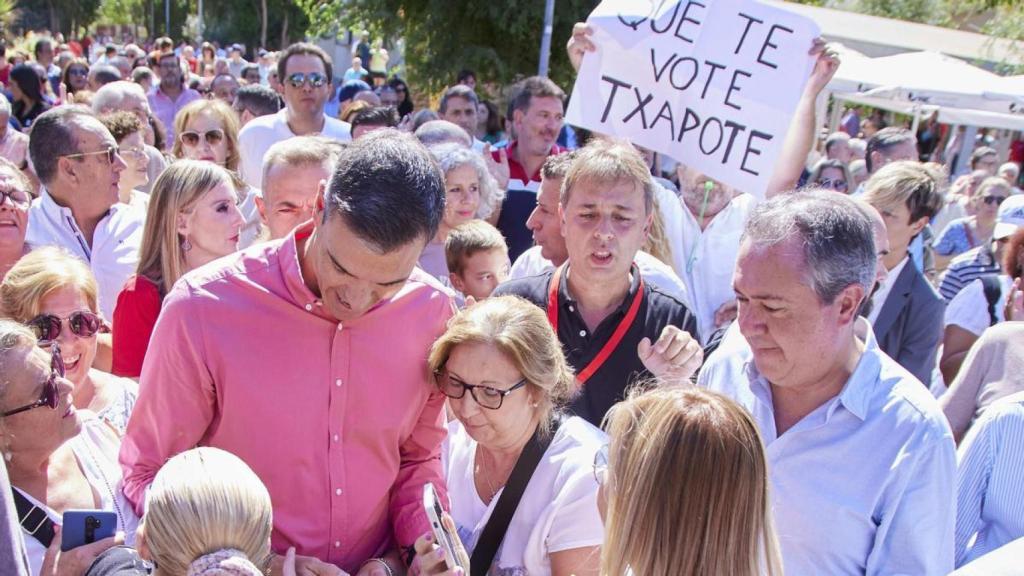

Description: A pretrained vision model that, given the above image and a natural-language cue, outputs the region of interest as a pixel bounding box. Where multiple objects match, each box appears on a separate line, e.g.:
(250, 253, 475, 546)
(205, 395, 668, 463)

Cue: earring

(4, 452, 11, 462)
(181, 238, 192, 252)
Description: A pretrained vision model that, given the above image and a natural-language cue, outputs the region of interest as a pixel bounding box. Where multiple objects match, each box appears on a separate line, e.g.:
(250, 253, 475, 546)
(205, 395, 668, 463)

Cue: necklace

(474, 447, 513, 502)
(80, 438, 126, 532)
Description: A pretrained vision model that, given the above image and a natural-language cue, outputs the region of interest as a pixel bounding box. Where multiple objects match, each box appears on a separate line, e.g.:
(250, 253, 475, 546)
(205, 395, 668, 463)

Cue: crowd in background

(0, 16, 1022, 576)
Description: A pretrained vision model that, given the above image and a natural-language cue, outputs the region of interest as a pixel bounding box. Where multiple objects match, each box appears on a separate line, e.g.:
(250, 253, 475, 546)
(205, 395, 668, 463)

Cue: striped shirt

(955, 391, 1024, 567)
(939, 244, 1000, 302)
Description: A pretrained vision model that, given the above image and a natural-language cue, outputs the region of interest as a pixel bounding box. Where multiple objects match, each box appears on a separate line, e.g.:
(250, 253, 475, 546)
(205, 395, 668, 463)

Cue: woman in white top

(941, 227, 1024, 384)
(418, 144, 504, 282)
(414, 296, 604, 576)
(0, 247, 138, 436)
(0, 320, 138, 575)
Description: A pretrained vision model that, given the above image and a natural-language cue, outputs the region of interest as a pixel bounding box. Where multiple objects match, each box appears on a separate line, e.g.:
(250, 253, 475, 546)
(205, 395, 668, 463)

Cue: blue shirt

(699, 320, 956, 576)
(935, 217, 981, 257)
(955, 391, 1024, 567)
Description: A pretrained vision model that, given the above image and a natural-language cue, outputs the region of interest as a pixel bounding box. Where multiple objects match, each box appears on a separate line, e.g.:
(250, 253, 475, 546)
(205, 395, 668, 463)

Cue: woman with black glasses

(412, 296, 605, 576)
(0, 247, 138, 436)
(0, 319, 138, 575)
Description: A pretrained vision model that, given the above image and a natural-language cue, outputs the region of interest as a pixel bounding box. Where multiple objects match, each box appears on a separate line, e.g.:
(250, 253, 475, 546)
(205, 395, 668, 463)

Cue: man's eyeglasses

(435, 369, 527, 410)
(179, 129, 225, 147)
(593, 444, 609, 486)
(27, 311, 105, 344)
(1, 344, 63, 418)
(62, 146, 120, 164)
(286, 72, 327, 89)
(0, 188, 30, 208)
(982, 195, 1008, 206)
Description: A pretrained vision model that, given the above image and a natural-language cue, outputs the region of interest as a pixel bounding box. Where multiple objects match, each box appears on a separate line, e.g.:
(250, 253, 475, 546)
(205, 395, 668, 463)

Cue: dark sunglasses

(286, 72, 327, 89)
(67, 67, 88, 77)
(27, 311, 105, 344)
(982, 195, 1008, 206)
(1, 344, 63, 418)
(435, 369, 527, 410)
(818, 177, 848, 191)
(179, 129, 225, 147)
(62, 146, 120, 164)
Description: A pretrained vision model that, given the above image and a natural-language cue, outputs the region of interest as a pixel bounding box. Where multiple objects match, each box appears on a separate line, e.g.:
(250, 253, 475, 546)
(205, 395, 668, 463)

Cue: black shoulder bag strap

(980, 275, 1002, 326)
(11, 489, 55, 548)
(470, 418, 562, 576)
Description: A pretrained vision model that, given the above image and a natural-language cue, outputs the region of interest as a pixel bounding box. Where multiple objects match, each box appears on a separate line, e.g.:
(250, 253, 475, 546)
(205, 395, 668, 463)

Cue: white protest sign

(565, 0, 820, 196)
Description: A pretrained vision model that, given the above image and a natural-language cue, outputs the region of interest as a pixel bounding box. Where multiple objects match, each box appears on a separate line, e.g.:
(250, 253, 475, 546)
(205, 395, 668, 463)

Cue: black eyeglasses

(27, 311, 105, 344)
(1, 344, 63, 418)
(286, 72, 327, 89)
(0, 188, 30, 208)
(435, 369, 527, 410)
(983, 195, 1008, 206)
(67, 67, 88, 77)
(62, 146, 120, 164)
(179, 129, 225, 147)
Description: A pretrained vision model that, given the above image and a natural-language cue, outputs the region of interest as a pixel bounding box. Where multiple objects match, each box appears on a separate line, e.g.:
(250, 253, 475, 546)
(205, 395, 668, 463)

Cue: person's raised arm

(765, 40, 839, 198)
(118, 283, 218, 515)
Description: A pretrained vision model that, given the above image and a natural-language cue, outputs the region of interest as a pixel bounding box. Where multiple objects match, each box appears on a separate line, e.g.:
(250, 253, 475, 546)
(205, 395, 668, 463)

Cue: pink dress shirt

(147, 85, 201, 145)
(119, 222, 454, 571)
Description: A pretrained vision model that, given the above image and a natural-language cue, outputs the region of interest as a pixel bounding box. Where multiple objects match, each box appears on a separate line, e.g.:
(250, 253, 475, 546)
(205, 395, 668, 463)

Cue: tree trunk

(280, 11, 289, 49)
(47, 0, 58, 36)
(260, 0, 267, 49)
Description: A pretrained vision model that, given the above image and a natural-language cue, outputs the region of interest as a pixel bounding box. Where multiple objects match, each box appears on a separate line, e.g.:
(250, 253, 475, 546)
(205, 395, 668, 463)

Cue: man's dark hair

(277, 42, 333, 85)
(90, 64, 122, 87)
(234, 84, 282, 117)
(241, 64, 260, 81)
(155, 37, 173, 51)
(29, 106, 95, 185)
(508, 76, 565, 117)
(33, 38, 53, 58)
(325, 129, 445, 250)
(824, 132, 850, 156)
(439, 84, 478, 114)
(865, 127, 915, 174)
(456, 69, 476, 85)
(350, 106, 399, 131)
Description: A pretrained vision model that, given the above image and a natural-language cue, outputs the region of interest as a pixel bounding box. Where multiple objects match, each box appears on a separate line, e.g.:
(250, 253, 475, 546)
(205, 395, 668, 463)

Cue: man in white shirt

(509, 152, 689, 305)
(700, 190, 955, 575)
(25, 107, 145, 320)
(238, 42, 351, 190)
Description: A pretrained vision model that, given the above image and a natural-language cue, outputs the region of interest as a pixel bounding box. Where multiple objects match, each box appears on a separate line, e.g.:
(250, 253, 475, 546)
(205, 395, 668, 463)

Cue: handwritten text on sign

(565, 0, 819, 196)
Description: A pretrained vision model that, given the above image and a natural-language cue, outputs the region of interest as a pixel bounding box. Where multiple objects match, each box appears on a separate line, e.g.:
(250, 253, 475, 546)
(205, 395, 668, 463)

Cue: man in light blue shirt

(699, 190, 956, 575)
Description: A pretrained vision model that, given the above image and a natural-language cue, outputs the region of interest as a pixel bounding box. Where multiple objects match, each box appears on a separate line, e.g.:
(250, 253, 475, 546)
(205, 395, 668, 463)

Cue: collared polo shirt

(494, 265, 698, 426)
(492, 141, 565, 262)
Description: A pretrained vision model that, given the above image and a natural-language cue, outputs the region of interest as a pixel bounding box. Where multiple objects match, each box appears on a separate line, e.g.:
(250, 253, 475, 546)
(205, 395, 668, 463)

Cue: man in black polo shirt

(494, 139, 701, 425)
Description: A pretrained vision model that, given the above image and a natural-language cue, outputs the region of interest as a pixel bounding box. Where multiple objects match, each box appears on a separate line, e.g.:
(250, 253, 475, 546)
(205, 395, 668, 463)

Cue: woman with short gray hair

(417, 143, 505, 283)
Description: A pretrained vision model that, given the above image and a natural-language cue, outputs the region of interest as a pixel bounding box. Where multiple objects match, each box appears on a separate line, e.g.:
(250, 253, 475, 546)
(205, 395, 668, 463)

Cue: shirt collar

(39, 187, 124, 222)
(560, 263, 642, 316)
(280, 221, 324, 313)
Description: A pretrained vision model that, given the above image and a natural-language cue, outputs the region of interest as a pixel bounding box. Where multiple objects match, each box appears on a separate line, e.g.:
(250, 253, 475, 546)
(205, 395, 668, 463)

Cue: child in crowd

(445, 220, 510, 302)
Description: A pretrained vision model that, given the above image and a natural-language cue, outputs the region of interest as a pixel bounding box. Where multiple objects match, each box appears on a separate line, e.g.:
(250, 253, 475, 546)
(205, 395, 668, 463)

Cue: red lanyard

(547, 264, 645, 386)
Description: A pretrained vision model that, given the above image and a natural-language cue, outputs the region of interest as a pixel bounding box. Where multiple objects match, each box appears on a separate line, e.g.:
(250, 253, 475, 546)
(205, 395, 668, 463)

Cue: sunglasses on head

(1, 344, 63, 418)
(286, 72, 327, 89)
(27, 311, 105, 344)
(179, 129, 225, 147)
(983, 195, 1008, 206)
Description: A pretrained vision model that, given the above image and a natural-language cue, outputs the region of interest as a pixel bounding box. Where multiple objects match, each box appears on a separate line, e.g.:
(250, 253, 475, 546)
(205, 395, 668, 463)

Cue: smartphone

(423, 483, 466, 571)
(61, 510, 117, 552)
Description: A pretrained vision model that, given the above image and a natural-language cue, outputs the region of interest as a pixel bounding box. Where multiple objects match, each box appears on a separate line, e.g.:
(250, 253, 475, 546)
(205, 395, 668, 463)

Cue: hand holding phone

(61, 510, 117, 552)
(422, 483, 468, 573)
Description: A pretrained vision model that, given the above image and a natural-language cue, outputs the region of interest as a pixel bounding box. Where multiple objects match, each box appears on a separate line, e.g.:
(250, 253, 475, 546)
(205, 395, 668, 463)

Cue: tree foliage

(297, 0, 600, 95)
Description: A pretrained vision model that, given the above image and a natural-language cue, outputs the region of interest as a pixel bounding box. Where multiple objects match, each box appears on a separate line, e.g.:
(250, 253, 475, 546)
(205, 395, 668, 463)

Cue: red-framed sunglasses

(1, 344, 63, 418)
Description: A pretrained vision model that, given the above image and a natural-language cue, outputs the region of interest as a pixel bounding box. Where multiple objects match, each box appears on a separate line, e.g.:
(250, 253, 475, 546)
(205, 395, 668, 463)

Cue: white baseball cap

(994, 194, 1024, 240)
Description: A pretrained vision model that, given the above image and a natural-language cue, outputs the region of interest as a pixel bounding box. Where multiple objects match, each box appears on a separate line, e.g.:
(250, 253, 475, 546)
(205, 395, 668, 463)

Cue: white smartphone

(423, 482, 466, 571)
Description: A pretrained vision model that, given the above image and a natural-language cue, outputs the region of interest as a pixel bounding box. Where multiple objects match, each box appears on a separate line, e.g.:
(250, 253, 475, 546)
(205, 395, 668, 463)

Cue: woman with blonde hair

(135, 447, 274, 576)
(111, 161, 243, 377)
(171, 98, 261, 248)
(412, 296, 605, 576)
(418, 143, 505, 282)
(598, 386, 781, 576)
(0, 247, 137, 435)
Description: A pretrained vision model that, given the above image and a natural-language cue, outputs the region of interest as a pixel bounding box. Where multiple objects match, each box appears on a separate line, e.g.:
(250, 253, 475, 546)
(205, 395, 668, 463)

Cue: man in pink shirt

(147, 52, 200, 147)
(120, 130, 454, 576)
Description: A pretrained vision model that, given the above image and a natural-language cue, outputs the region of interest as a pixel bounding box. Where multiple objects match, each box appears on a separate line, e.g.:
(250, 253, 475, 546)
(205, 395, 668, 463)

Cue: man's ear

(837, 283, 866, 326)
(311, 180, 327, 228)
(255, 196, 268, 225)
(909, 215, 930, 237)
(449, 272, 466, 293)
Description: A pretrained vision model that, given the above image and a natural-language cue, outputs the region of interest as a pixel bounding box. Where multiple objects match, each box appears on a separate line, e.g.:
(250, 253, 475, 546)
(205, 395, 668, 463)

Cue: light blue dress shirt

(699, 320, 956, 576)
(955, 390, 1024, 567)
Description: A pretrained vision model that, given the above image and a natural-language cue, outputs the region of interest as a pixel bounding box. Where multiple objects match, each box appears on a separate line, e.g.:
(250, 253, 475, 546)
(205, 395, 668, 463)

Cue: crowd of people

(0, 15, 1022, 576)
